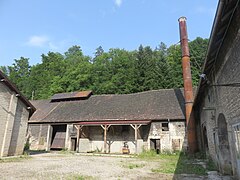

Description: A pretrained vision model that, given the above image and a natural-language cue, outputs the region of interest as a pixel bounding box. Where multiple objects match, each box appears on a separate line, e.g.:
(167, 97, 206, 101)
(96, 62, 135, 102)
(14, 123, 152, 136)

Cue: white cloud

(114, 0, 122, 7)
(27, 35, 49, 47)
(26, 35, 62, 50)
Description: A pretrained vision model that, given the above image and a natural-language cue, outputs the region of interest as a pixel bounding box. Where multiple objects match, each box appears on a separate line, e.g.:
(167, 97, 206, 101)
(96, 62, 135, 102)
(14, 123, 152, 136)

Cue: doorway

(51, 125, 66, 150)
(217, 113, 232, 175)
(150, 139, 160, 154)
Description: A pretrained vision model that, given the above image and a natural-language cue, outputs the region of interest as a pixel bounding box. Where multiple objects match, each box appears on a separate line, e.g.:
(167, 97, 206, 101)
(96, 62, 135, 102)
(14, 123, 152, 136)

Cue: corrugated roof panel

(51, 90, 92, 101)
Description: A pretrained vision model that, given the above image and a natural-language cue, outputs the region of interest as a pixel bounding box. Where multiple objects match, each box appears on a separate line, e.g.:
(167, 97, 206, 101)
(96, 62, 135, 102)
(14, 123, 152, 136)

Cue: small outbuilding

(28, 89, 187, 154)
(0, 70, 35, 157)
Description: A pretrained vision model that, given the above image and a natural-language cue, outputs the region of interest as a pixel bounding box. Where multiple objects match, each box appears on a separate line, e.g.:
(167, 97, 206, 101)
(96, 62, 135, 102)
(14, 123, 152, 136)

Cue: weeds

(206, 157, 218, 171)
(123, 163, 145, 169)
(140, 150, 215, 175)
(66, 174, 95, 180)
(0, 154, 31, 163)
(59, 148, 75, 155)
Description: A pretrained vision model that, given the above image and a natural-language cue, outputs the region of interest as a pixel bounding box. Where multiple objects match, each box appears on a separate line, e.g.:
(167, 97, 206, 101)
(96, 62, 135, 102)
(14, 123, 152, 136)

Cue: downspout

(178, 17, 197, 153)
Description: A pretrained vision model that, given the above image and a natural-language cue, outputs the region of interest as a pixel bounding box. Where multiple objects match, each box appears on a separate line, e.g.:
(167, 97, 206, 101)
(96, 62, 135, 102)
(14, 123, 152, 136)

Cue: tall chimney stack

(178, 17, 197, 153)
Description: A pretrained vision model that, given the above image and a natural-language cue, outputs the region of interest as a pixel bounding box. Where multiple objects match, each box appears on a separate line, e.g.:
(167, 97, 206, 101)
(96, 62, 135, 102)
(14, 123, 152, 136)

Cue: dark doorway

(51, 125, 66, 150)
(217, 113, 232, 175)
(150, 139, 160, 154)
(203, 126, 208, 150)
(71, 138, 77, 151)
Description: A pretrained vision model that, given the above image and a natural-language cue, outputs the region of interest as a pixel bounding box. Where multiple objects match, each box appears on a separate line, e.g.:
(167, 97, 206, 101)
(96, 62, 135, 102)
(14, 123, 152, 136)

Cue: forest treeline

(0, 37, 208, 100)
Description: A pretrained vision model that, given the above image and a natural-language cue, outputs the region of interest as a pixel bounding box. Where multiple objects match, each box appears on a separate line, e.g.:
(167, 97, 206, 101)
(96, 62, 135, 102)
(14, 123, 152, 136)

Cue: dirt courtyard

(0, 152, 231, 180)
(0, 152, 176, 180)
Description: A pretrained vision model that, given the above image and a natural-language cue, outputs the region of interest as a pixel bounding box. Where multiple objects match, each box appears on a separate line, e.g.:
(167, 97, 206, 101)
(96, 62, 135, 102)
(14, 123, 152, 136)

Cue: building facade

(28, 89, 187, 154)
(194, 0, 240, 178)
(0, 71, 35, 157)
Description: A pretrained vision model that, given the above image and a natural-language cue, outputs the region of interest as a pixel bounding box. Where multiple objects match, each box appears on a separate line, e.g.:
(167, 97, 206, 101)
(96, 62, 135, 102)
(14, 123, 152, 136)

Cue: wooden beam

(104, 125, 107, 153)
(135, 124, 137, 153)
(130, 124, 142, 154)
(76, 125, 80, 152)
(101, 125, 111, 153)
(74, 125, 84, 152)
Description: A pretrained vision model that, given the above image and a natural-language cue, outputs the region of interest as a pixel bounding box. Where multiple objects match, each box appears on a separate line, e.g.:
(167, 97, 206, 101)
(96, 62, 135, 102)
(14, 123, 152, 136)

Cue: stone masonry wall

(199, 9, 240, 178)
(9, 100, 29, 155)
(0, 82, 30, 157)
(28, 124, 49, 150)
(148, 121, 186, 152)
(0, 83, 11, 154)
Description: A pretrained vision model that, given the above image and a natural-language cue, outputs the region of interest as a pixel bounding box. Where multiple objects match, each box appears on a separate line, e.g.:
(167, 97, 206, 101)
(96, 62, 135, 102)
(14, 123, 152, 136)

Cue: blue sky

(0, 0, 218, 66)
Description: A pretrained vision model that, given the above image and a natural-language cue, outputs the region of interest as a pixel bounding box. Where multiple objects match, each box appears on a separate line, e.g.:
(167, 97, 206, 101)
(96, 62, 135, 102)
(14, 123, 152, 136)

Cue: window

(162, 123, 169, 131)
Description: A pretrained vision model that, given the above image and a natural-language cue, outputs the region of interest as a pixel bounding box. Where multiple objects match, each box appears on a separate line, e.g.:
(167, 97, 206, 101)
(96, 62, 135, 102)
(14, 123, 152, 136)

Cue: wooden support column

(101, 125, 110, 153)
(74, 125, 83, 152)
(46, 125, 53, 151)
(130, 124, 142, 154)
(75, 125, 80, 152)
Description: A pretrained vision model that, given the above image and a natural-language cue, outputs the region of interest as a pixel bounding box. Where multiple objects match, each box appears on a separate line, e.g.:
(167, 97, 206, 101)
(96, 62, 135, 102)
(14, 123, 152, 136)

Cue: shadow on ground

(26, 150, 49, 155)
(173, 152, 233, 180)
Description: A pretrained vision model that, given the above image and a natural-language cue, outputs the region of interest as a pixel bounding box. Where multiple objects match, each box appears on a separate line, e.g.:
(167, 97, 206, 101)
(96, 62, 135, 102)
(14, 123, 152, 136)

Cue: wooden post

(65, 124, 70, 150)
(130, 124, 142, 154)
(104, 125, 107, 153)
(135, 124, 138, 154)
(75, 125, 79, 152)
(46, 125, 53, 151)
(101, 125, 110, 153)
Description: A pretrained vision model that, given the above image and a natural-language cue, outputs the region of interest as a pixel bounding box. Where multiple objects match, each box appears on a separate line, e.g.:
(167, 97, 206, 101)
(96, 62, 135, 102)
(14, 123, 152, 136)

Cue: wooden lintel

(130, 124, 142, 130)
(101, 124, 111, 130)
(74, 125, 84, 130)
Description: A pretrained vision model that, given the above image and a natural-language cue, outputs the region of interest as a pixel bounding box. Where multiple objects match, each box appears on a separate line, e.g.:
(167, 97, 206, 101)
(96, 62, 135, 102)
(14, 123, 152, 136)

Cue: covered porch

(67, 120, 151, 154)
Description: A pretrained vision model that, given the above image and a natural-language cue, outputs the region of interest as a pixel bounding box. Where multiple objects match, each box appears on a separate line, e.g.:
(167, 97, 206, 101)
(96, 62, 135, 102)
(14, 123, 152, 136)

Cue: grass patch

(0, 155, 31, 163)
(66, 174, 95, 180)
(137, 150, 180, 161)
(206, 157, 218, 171)
(139, 151, 213, 175)
(123, 163, 145, 169)
(59, 148, 75, 155)
(151, 161, 177, 174)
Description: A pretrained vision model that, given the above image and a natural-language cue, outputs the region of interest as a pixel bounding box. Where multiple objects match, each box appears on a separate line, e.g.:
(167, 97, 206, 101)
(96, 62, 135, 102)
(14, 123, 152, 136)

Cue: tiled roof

(30, 88, 186, 123)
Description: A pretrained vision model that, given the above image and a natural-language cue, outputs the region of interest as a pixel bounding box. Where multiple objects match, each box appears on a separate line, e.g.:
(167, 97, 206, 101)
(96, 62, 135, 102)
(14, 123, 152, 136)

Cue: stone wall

(80, 125, 138, 154)
(28, 124, 49, 150)
(0, 82, 30, 157)
(198, 7, 240, 178)
(148, 121, 186, 152)
(29, 121, 186, 154)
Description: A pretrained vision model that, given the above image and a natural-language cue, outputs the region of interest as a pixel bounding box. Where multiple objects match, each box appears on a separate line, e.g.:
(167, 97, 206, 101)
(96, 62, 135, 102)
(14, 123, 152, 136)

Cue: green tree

(8, 57, 31, 98)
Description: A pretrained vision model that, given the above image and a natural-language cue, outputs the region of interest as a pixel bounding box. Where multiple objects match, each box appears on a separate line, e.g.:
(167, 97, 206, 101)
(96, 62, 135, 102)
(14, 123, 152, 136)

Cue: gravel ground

(0, 152, 174, 180)
(0, 152, 233, 180)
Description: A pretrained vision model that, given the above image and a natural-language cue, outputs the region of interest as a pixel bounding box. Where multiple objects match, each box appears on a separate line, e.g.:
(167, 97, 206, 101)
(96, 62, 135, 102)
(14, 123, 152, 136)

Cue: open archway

(217, 113, 232, 175)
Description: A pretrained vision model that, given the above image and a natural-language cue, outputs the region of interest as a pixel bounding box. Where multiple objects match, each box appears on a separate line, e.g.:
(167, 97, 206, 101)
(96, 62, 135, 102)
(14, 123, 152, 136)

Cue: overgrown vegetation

(138, 150, 217, 175)
(0, 37, 208, 100)
(0, 155, 31, 163)
(59, 148, 75, 155)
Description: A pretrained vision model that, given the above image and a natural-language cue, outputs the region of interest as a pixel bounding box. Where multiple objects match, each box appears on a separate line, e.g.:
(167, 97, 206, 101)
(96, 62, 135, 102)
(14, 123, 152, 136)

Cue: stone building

(0, 70, 35, 157)
(194, 0, 240, 178)
(28, 88, 186, 154)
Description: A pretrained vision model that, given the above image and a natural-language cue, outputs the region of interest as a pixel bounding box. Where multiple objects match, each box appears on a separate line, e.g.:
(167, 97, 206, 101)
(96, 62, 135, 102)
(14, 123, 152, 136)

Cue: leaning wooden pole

(178, 17, 197, 153)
